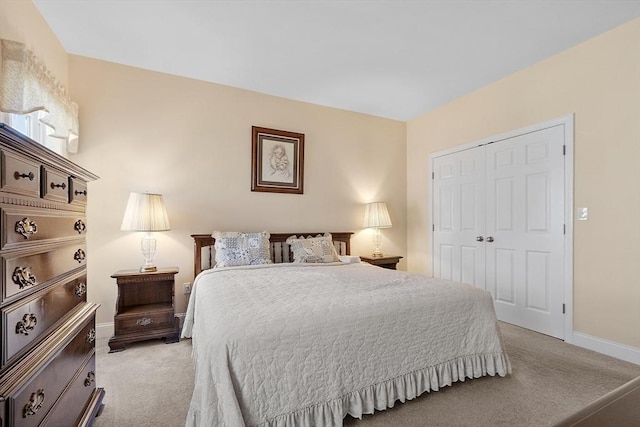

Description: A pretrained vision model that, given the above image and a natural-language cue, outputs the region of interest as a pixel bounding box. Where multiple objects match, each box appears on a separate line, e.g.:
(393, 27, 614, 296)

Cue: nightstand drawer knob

(136, 317, 153, 326)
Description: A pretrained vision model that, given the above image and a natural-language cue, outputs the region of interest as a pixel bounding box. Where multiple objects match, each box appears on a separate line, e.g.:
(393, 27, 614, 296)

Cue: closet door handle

(476, 236, 484, 242)
(486, 236, 494, 243)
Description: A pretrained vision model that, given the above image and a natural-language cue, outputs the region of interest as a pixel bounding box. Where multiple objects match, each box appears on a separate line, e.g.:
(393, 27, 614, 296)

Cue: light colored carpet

(93, 323, 639, 427)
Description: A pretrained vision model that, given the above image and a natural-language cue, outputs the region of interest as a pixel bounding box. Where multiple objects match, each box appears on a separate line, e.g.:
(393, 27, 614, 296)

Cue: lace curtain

(0, 39, 79, 151)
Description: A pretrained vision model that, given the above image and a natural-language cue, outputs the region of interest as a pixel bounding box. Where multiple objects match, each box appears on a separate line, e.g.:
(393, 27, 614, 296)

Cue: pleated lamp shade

(120, 192, 171, 232)
(363, 202, 392, 229)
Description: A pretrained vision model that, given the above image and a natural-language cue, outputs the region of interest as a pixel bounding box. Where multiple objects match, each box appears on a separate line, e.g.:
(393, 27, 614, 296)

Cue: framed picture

(251, 126, 305, 194)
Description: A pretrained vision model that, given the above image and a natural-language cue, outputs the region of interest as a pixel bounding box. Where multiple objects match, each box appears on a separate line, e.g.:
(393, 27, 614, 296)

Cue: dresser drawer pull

(136, 317, 153, 327)
(74, 189, 87, 196)
(84, 371, 96, 387)
(16, 313, 38, 335)
(86, 328, 96, 344)
(50, 181, 67, 189)
(23, 389, 45, 418)
(14, 171, 35, 181)
(12, 266, 37, 289)
(75, 282, 87, 297)
(15, 218, 38, 239)
(74, 219, 86, 234)
(74, 249, 86, 263)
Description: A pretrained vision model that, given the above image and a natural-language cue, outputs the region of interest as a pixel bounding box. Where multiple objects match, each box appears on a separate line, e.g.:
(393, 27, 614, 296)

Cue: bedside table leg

(108, 339, 126, 353)
(165, 334, 180, 344)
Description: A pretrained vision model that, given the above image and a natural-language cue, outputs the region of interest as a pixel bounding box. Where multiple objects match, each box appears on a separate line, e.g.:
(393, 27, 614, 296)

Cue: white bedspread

(182, 262, 510, 427)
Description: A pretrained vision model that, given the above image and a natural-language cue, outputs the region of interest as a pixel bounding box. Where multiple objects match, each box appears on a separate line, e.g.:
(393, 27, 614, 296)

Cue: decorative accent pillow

(285, 233, 341, 263)
(212, 231, 272, 267)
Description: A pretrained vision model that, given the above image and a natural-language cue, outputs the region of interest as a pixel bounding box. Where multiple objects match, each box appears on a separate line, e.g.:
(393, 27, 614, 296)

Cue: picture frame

(251, 126, 305, 194)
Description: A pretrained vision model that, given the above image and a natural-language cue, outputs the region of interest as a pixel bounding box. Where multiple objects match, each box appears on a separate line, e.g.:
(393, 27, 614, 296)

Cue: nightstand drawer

(114, 306, 175, 335)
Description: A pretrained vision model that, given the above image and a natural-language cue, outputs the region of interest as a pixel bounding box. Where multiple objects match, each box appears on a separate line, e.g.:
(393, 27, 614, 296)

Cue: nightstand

(360, 255, 403, 270)
(108, 267, 181, 352)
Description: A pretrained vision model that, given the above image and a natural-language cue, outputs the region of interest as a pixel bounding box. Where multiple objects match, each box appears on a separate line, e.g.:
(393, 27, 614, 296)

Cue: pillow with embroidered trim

(285, 233, 341, 263)
(212, 231, 272, 267)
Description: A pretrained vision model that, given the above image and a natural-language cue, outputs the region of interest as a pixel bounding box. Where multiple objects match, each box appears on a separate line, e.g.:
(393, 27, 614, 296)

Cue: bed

(182, 232, 510, 427)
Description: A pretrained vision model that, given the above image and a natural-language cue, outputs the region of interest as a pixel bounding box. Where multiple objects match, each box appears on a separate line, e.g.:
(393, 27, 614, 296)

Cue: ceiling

(33, 0, 640, 121)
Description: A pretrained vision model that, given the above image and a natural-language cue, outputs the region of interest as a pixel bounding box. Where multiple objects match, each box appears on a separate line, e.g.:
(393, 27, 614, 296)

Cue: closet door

(432, 124, 566, 339)
(432, 147, 486, 289)
(485, 125, 565, 339)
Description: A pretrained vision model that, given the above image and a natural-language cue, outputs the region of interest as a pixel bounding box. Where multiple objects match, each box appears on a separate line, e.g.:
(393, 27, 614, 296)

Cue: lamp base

(140, 233, 158, 273)
(372, 228, 384, 258)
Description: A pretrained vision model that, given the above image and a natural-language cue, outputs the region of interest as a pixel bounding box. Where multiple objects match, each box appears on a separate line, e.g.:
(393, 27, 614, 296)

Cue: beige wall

(0, 0, 68, 87)
(407, 18, 640, 348)
(68, 56, 407, 325)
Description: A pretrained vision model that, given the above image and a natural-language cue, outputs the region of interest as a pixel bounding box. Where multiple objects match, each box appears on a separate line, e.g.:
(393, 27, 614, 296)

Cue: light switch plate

(577, 207, 588, 221)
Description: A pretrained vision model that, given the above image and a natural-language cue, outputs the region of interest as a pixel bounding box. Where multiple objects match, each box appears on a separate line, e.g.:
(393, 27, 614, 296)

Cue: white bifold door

(433, 125, 565, 339)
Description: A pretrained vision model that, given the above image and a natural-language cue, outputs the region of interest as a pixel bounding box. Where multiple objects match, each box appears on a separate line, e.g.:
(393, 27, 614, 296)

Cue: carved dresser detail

(0, 124, 105, 426)
(108, 268, 180, 352)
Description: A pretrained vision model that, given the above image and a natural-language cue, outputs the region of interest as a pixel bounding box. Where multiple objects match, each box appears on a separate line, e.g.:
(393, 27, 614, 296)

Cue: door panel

(485, 125, 565, 339)
(526, 250, 550, 311)
(433, 148, 485, 289)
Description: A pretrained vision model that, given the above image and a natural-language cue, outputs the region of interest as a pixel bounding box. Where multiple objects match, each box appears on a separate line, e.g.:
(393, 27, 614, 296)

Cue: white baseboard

(572, 331, 640, 365)
(96, 322, 114, 341)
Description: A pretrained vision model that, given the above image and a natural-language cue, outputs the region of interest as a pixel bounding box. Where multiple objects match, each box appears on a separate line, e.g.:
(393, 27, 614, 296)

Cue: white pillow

(285, 233, 341, 263)
(212, 231, 272, 267)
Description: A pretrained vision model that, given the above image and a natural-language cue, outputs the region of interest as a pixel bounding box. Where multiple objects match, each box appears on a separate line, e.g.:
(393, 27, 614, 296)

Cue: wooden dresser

(0, 124, 105, 426)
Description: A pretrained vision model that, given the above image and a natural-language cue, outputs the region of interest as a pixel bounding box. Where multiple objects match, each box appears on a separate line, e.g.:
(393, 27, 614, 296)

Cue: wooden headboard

(191, 232, 353, 277)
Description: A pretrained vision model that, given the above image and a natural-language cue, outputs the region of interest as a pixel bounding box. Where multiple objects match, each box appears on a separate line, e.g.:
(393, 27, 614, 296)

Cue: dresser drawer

(69, 178, 88, 206)
(115, 306, 175, 335)
(2, 243, 87, 304)
(1, 206, 87, 249)
(40, 354, 96, 427)
(2, 274, 88, 369)
(0, 150, 40, 199)
(8, 316, 95, 427)
(40, 166, 69, 203)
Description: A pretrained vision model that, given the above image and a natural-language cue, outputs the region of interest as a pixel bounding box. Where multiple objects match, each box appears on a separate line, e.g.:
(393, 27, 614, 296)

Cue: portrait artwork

(251, 126, 304, 194)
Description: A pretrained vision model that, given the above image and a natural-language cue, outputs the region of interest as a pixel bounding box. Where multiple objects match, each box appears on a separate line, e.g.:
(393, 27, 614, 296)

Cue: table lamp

(120, 192, 170, 272)
(364, 202, 392, 257)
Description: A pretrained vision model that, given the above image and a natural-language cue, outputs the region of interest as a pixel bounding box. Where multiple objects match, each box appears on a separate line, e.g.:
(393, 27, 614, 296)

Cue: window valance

(0, 39, 79, 148)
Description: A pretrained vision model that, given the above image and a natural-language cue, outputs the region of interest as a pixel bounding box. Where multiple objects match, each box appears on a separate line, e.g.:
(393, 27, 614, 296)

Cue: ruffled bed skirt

(260, 352, 511, 427)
